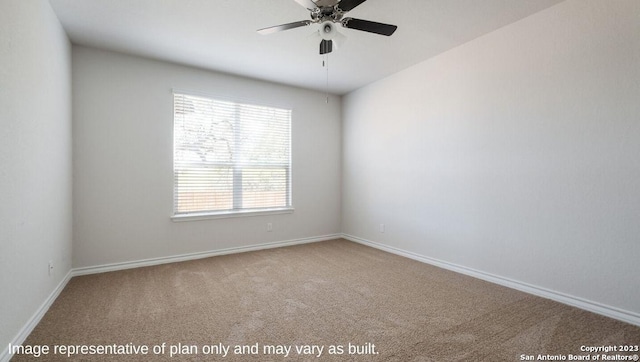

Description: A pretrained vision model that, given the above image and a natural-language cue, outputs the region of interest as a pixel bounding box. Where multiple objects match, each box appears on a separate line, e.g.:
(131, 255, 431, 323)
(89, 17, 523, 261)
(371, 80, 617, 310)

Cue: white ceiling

(49, 0, 564, 95)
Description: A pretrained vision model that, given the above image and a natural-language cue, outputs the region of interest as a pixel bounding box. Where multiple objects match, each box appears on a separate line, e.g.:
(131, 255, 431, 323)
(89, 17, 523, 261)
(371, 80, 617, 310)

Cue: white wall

(72, 46, 342, 268)
(0, 0, 72, 354)
(343, 0, 640, 316)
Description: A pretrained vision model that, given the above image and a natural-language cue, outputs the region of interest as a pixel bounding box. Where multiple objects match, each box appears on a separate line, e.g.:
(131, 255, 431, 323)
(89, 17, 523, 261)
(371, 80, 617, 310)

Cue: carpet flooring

(12, 239, 640, 361)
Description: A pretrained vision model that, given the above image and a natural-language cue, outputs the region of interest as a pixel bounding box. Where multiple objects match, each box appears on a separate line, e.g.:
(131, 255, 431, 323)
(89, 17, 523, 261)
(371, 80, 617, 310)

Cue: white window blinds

(173, 93, 292, 216)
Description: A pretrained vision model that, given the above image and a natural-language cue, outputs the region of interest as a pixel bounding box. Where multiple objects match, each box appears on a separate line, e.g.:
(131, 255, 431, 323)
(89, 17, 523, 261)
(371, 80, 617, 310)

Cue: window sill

(171, 207, 294, 222)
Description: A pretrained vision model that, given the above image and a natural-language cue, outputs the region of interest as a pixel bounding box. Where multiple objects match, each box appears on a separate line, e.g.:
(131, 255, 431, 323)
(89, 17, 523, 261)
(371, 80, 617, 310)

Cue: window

(173, 92, 292, 219)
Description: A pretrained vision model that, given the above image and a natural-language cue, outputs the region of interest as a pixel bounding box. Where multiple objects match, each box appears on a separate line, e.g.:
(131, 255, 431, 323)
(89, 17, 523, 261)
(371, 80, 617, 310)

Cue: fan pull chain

(324, 54, 329, 104)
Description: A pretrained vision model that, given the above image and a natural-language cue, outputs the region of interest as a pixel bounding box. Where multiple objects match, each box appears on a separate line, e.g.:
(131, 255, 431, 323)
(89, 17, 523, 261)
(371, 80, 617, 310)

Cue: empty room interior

(2, 0, 640, 360)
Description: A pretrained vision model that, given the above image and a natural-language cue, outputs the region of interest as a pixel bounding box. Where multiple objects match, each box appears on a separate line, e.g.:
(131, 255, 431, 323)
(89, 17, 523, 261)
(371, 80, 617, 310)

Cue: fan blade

(342, 17, 397, 36)
(257, 20, 312, 35)
(320, 39, 333, 54)
(293, 0, 318, 10)
(337, 0, 368, 12)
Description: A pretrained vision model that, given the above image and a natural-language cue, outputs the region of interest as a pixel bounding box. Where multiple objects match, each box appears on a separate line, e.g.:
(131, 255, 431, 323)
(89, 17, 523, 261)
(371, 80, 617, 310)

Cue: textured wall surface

(0, 0, 72, 354)
(343, 0, 640, 315)
(72, 46, 342, 268)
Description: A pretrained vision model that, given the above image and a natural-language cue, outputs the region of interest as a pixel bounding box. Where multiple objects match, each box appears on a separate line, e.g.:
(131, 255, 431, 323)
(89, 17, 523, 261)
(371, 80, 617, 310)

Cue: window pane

(174, 96, 235, 164)
(237, 104, 290, 165)
(174, 166, 233, 213)
(241, 168, 288, 209)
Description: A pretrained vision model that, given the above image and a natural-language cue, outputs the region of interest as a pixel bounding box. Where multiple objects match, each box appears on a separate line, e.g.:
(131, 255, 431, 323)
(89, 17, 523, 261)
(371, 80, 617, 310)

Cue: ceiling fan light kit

(320, 22, 336, 40)
(257, 0, 397, 55)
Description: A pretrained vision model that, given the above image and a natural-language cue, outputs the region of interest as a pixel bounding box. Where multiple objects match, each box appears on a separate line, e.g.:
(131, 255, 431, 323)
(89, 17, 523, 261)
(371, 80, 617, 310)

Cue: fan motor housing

(311, 6, 344, 23)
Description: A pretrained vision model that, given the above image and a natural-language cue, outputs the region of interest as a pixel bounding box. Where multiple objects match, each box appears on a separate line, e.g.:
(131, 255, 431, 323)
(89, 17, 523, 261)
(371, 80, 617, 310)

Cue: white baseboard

(342, 233, 640, 327)
(0, 270, 73, 362)
(72, 234, 342, 276)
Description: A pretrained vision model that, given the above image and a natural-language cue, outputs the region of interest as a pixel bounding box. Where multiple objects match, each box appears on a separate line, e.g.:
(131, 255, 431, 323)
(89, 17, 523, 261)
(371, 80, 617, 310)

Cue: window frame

(171, 91, 294, 222)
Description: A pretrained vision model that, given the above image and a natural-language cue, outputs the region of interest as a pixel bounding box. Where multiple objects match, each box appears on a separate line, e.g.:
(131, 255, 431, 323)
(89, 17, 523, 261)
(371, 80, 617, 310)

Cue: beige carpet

(12, 239, 640, 361)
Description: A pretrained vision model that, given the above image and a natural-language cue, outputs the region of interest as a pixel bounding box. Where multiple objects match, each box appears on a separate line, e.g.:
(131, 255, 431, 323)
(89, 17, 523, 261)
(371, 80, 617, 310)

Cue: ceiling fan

(257, 0, 398, 55)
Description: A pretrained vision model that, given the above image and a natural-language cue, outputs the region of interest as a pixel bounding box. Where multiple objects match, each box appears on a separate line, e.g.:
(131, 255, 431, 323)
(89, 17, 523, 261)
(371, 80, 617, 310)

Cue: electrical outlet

(48, 261, 54, 276)
(267, 223, 273, 232)
(380, 223, 385, 233)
